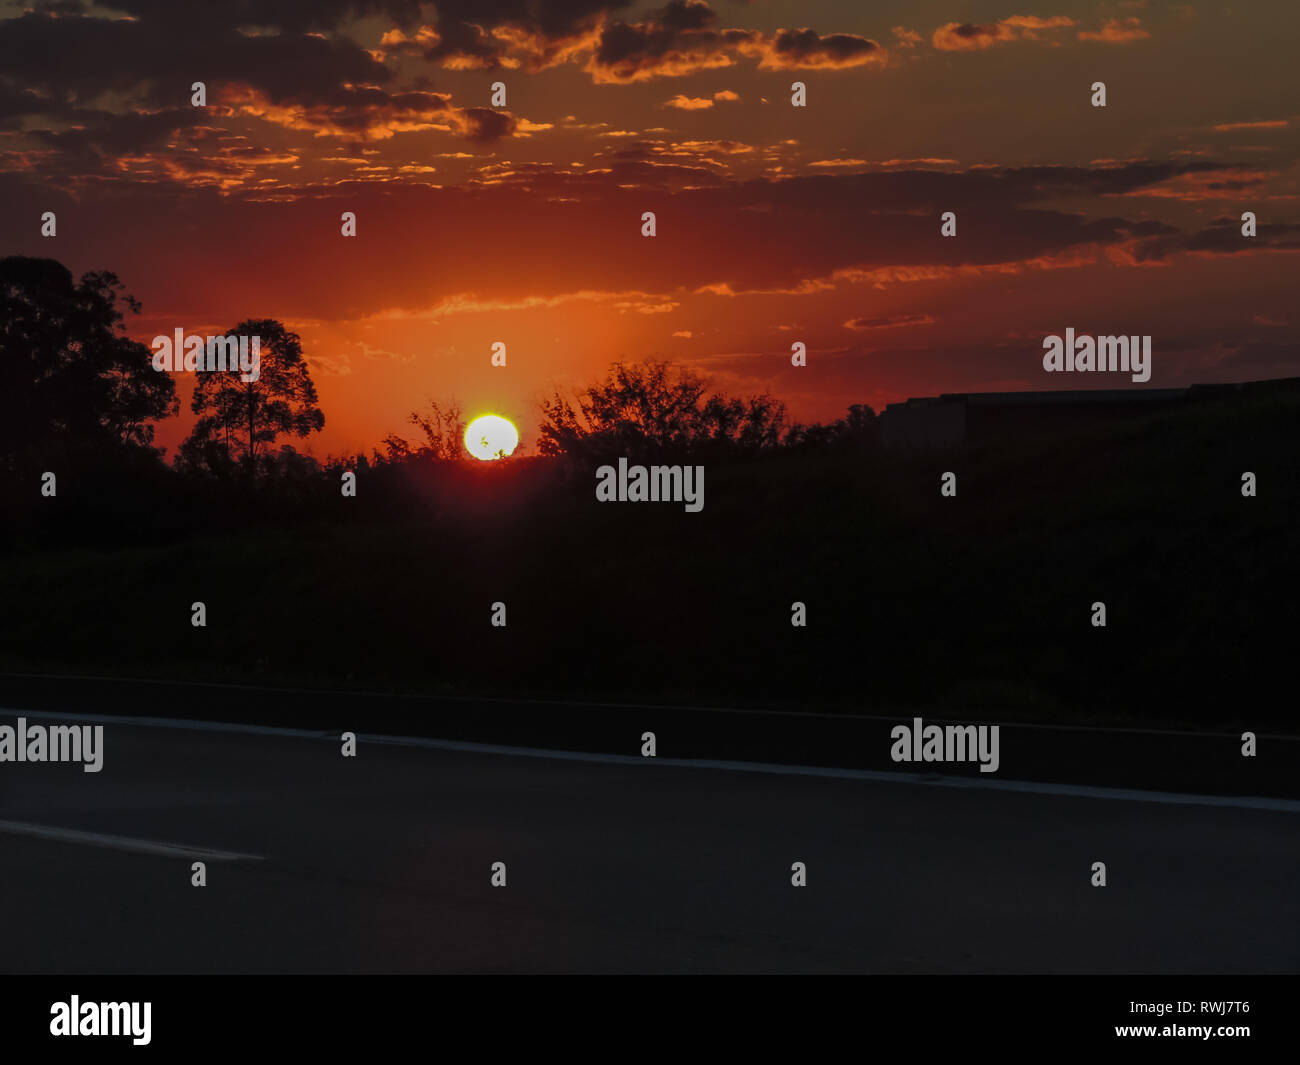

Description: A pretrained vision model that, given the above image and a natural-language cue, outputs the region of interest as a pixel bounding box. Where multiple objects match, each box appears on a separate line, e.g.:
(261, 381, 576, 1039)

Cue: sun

(464, 414, 519, 461)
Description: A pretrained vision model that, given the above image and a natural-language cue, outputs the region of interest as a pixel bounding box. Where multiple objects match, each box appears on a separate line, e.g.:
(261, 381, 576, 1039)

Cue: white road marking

(0, 819, 264, 861)
(6, 707, 1299, 814)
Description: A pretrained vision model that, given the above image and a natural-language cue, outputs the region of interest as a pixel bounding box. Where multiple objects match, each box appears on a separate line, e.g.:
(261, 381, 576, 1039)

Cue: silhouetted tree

(0, 256, 177, 473)
(180, 319, 323, 477)
(538, 360, 789, 460)
(788, 403, 879, 449)
(381, 399, 466, 461)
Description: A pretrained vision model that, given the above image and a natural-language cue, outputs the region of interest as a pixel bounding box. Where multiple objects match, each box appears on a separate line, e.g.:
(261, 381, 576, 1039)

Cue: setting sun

(464, 414, 519, 461)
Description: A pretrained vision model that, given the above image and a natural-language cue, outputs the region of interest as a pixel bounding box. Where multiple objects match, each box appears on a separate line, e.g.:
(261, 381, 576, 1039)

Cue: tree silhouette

(0, 256, 177, 473)
(181, 319, 324, 477)
(381, 399, 466, 461)
(538, 359, 789, 460)
(787, 403, 879, 449)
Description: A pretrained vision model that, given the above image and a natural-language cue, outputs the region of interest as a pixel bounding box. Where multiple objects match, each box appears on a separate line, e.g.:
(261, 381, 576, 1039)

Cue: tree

(0, 256, 177, 472)
(380, 399, 466, 461)
(787, 403, 878, 449)
(538, 359, 790, 461)
(181, 319, 324, 476)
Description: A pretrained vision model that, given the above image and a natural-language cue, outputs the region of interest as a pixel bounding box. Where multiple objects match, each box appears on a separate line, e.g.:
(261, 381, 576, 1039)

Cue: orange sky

(2, 0, 1297, 459)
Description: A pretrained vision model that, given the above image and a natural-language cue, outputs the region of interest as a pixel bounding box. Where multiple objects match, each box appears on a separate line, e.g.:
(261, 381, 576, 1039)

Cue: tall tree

(0, 256, 177, 472)
(181, 319, 324, 476)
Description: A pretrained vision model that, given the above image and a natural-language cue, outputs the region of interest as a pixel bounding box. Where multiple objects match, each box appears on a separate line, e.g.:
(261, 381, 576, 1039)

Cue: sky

(1, 0, 1297, 458)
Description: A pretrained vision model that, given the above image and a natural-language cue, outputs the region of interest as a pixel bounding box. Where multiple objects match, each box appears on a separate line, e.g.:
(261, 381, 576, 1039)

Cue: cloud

(377, 12, 610, 72)
(662, 88, 739, 110)
(589, 1, 754, 83)
(1120, 219, 1300, 261)
(0, 10, 390, 109)
(1077, 17, 1150, 43)
(80, 0, 426, 33)
(1212, 119, 1288, 132)
(587, 1, 882, 82)
(217, 84, 518, 143)
(931, 15, 1075, 51)
(1110, 166, 1275, 201)
(844, 313, 936, 330)
(0, 156, 1272, 329)
(756, 28, 884, 70)
(0, 9, 528, 161)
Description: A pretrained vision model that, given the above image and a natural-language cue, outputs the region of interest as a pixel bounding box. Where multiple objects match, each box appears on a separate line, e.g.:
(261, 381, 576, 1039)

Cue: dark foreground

(1, 710, 1295, 974)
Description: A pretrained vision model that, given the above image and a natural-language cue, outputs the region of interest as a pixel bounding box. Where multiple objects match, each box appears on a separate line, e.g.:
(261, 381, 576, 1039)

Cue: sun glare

(464, 414, 519, 461)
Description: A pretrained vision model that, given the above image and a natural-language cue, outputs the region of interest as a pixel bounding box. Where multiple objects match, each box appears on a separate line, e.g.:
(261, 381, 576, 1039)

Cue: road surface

(1, 711, 1296, 973)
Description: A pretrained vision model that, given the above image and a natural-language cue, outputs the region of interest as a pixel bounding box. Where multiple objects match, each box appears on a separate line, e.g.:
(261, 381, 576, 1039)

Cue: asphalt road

(1, 713, 1296, 973)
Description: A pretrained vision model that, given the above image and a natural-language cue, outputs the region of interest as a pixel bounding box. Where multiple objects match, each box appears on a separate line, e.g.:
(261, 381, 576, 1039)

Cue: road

(1, 712, 1296, 973)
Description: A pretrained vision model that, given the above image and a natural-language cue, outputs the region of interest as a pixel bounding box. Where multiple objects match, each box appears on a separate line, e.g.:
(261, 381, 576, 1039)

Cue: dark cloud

(393, 0, 634, 70)
(86, 0, 425, 32)
(462, 106, 517, 142)
(420, 19, 508, 68)
(765, 28, 881, 69)
(658, 0, 716, 32)
(0, 11, 391, 108)
(433, 0, 630, 39)
(1128, 220, 1300, 261)
(587, 1, 882, 81)
(592, 2, 755, 83)
(0, 9, 519, 157)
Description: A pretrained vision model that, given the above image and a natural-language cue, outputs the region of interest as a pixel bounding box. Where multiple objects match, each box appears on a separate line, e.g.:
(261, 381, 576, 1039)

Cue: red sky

(2, 0, 1297, 459)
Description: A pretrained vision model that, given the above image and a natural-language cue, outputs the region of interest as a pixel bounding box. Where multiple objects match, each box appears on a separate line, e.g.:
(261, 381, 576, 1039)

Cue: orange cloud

(844, 313, 936, 330)
(218, 84, 516, 143)
(932, 15, 1074, 51)
(376, 19, 602, 72)
(1077, 17, 1150, 43)
(1213, 119, 1289, 132)
(662, 90, 740, 111)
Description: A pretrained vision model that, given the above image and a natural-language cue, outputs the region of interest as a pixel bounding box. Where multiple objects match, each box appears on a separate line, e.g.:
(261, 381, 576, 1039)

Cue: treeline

(0, 255, 878, 547)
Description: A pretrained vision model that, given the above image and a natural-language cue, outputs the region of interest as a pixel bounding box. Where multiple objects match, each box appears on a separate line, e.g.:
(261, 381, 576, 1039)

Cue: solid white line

(7, 707, 1299, 814)
(0, 819, 263, 861)
(357, 734, 1300, 813)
